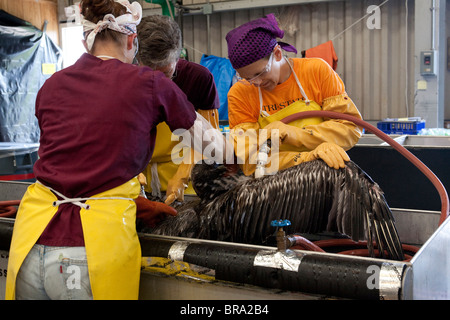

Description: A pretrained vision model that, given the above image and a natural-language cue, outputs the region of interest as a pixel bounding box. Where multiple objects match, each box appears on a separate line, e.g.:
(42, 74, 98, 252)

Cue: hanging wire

(183, 43, 208, 58)
(330, 0, 390, 41)
(166, 0, 174, 19)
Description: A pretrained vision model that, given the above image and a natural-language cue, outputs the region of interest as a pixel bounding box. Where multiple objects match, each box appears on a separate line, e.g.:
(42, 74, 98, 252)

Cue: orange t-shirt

(228, 57, 347, 128)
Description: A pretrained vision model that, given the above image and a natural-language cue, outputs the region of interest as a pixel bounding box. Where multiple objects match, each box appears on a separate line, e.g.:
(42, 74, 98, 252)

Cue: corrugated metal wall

(180, 0, 415, 121)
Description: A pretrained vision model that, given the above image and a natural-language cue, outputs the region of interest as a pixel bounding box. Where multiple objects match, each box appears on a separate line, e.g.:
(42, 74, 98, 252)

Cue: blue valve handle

(271, 219, 291, 227)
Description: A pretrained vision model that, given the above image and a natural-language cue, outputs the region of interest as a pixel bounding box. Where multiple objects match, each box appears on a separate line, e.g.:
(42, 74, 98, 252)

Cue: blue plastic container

(377, 119, 426, 135)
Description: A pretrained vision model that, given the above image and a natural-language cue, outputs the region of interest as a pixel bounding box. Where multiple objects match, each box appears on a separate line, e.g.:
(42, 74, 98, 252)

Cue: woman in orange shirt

(226, 14, 362, 176)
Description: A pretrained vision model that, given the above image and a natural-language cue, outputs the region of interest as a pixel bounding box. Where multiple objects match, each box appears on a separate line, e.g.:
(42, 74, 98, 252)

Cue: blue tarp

(200, 54, 235, 121)
(0, 10, 62, 143)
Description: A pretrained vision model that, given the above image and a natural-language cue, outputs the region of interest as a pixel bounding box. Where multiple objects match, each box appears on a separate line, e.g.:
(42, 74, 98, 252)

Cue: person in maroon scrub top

(6, 0, 226, 300)
(137, 14, 221, 205)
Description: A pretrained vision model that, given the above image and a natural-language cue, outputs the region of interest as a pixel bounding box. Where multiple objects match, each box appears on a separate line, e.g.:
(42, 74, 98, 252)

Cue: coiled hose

(281, 111, 449, 261)
(289, 236, 419, 262)
(0, 200, 20, 218)
(281, 110, 449, 225)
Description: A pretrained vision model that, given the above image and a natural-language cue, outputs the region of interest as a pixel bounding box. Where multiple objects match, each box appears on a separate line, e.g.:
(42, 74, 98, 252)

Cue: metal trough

(0, 180, 448, 300)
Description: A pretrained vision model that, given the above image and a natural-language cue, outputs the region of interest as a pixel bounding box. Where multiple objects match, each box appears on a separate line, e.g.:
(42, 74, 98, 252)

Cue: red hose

(301, 238, 419, 262)
(287, 234, 326, 252)
(281, 111, 449, 225)
(0, 200, 21, 218)
(313, 238, 369, 249)
(313, 238, 420, 254)
(338, 249, 413, 261)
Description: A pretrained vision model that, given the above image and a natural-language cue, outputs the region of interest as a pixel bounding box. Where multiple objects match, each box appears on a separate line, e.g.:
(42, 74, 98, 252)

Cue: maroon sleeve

(173, 59, 220, 111)
(152, 71, 197, 132)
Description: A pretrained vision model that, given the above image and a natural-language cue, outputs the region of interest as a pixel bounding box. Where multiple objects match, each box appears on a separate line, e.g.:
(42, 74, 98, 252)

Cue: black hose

(139, 234, 408, 300)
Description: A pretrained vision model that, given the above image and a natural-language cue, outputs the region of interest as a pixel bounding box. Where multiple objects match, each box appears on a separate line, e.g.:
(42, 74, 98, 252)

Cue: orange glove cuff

(135, 196, 177, 228)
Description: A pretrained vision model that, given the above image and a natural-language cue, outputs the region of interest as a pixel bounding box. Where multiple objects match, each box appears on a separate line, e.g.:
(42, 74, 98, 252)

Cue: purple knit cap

(226, 13, 297, 69)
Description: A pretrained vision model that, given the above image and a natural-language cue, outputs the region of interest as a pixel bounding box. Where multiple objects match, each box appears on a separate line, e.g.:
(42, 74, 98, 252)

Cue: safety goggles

(236, 52, 274, 85)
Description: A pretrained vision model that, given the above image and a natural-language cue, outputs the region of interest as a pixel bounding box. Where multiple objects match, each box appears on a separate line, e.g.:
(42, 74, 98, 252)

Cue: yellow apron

(257, 57, 324, 152)
(258, 100, 323, 152)
(143, 122, 195, 197)
(5, 177, 141, 300)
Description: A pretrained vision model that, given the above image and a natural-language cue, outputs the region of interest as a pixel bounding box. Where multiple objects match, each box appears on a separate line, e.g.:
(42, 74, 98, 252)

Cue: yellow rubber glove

(302, 142, 350, 169)
(264, 120, 310, 149)
(137, 173, 147, 197)
(229, 122, 261, 176)
(267, 142, 350, 174)
(165, 162, 194, 205)
(165, 109, 219, 204)
(137, 173, 147, 186)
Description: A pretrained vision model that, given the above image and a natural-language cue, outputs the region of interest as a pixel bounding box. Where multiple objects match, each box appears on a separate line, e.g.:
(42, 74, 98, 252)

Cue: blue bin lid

(0, 143, 39, 150)
(0, 143, 39, 158)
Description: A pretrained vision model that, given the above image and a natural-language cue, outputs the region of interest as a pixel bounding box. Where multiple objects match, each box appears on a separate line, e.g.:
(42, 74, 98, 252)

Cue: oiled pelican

(148, 160, 404, 261)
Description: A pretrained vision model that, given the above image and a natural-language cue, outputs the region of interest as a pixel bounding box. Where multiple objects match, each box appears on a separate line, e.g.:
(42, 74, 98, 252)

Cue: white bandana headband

(82, 0, 142, 51)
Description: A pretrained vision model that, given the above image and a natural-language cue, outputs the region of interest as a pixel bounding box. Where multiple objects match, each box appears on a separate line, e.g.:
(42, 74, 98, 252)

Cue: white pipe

(431, 0, 436, 50)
